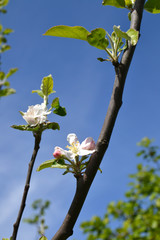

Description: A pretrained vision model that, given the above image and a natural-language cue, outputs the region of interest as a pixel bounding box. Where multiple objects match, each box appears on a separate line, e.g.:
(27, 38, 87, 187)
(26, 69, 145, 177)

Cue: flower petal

(80, 137, 96, 150)
(67, 133, 79, 145)
(78, 148, 95, 156)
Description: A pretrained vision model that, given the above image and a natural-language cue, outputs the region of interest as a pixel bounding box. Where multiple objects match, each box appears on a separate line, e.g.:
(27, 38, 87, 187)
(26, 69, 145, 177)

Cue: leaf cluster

(32, 74, 66, 117)
(37, 155, 90, 178)
(103, 0, 160, 14)
(0, 0, 17, 97)
(23, 199, 50, 236)
(81, 138, 160, 239)
(44, 25, 138, 65)
(0, 0, 9, 13)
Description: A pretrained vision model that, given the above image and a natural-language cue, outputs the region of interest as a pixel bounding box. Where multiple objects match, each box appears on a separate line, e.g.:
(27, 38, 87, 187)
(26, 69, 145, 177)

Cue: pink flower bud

(80, 137, 96, 151)
(53, 147, 62, 158)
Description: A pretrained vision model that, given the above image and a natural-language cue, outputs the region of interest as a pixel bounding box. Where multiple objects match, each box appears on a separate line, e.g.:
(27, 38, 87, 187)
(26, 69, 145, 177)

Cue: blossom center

(66, 141, 80, 155)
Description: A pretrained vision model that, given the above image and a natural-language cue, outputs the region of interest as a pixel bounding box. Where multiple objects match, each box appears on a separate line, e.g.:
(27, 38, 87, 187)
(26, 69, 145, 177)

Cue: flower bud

(53, 147, 62, 158)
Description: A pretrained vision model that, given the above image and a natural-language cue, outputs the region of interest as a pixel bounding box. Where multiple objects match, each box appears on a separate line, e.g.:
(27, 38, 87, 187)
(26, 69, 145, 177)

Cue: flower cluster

(52, 133, 96, 176)
(53, 133, 95, 161)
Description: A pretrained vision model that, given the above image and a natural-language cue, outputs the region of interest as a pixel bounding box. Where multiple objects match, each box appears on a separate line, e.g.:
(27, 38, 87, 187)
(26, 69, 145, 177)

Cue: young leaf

(0, 88, 15, 97)
(87, 28, 109, 50)
(11, 122, 60, 132)
(37, 159, 55, 171)
(44, 25, 90, 41)
(5, 68, 18, 78)
(51, 162, 67, 169)
(42, 122, 60, 131)
(39, 236, 48, 240)
(53, 107, 66, 116)
(125, 0, 133, 8)
(126, 28, 139, 45)
(144, 0, 160, 14)
(0, 44, 11, 53)
(113, 26, 131, 41)
(52, 97, 67, 116)
(0, 0, 9, 8)
(32, 90, 44, 98)
(102, 0, 125, 8)
(51, 97, 59, 109)
(0, 71, 5, 80)
(11, 124, 41, 132)
(3, 28, 14, 35)
(41, 74, 55, 96)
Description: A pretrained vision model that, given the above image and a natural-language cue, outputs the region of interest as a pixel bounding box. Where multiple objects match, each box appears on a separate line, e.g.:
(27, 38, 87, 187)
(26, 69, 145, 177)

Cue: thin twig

(11, 132, 42, 240)
(51, 0, 146, 239)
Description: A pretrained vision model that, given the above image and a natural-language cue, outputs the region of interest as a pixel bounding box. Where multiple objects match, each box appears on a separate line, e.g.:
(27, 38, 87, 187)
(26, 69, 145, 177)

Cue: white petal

(80, 137, 96, 150)
(78, 148, 95, 156)
(67, 133, 78, 145)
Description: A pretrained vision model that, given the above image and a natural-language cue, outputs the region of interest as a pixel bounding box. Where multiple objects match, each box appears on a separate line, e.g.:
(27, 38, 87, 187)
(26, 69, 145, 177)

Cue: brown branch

(11, 132, 42, 240)
(51, 1, 146, 239)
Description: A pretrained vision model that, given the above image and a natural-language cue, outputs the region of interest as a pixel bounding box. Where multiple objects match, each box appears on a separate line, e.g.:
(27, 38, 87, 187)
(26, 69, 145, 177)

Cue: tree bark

(51, 1, 146, 239)
(11, 132, 41, 240)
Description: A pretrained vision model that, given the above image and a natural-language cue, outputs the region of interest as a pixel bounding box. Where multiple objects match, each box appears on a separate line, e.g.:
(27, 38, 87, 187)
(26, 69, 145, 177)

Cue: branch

(11, 132, 42, 240)
(51, 1, 145, 239)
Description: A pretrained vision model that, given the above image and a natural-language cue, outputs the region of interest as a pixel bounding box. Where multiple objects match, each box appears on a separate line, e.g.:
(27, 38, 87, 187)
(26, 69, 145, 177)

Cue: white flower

(53, 133, 96, 161)
(21, 103, 51, 126)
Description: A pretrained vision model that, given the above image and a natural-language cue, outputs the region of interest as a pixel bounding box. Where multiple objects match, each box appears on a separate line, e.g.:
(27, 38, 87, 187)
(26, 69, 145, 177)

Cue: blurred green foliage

(81, 137, 160, 239)
(0, 0, 17, 97)
(23, 199, 50, 237)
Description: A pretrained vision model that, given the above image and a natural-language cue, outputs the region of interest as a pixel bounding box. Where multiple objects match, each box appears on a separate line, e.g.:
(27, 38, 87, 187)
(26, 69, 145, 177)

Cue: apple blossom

(53, 133, 96, 162)
(21, 103, 51, 126)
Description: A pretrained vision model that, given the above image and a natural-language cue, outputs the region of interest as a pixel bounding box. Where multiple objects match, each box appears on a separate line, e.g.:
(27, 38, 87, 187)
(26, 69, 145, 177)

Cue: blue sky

(0, 0, 160, 239)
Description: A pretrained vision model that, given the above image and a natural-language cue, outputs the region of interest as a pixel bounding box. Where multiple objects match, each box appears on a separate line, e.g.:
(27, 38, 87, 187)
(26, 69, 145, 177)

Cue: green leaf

(37, 159, 55, 171)
(39, 236, 48, 240)
(0, 44, 11, 53)
(3, 28, 13, 35)
(11, 124, 40, 132)
(113, 26, 130, 41)
(144, 0, 160, 14)
(32, 90, 44, 98)
(97, 57, 107, 62)
(52, 97, 67, 116)
(87, 28, 109, 50)
(42, 122, 60, 131)
(0, 36, 7, 44)
(0, 9, 7, 13)
(0, 71, 5, 80)
(51, 162, 67, 169)
(44, 25, 90, 41)
(53, 106, 66, 116)
(41, 74, 55, 96)
(125, 0, 133, 8)
(6, 68, 18, 78)
(102, 0, 125, 8)
(51, 97, 59, 109)
(37, 158, 67, 171)
(4, 81, 10, 87)
(0, 88, 15, 97)
(0, 0, 9, 8)
(11, 122, 60, 132)
(126, 29, 139, 45)
(137, 137, 153, 147)
(0, 24, 2, 32)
